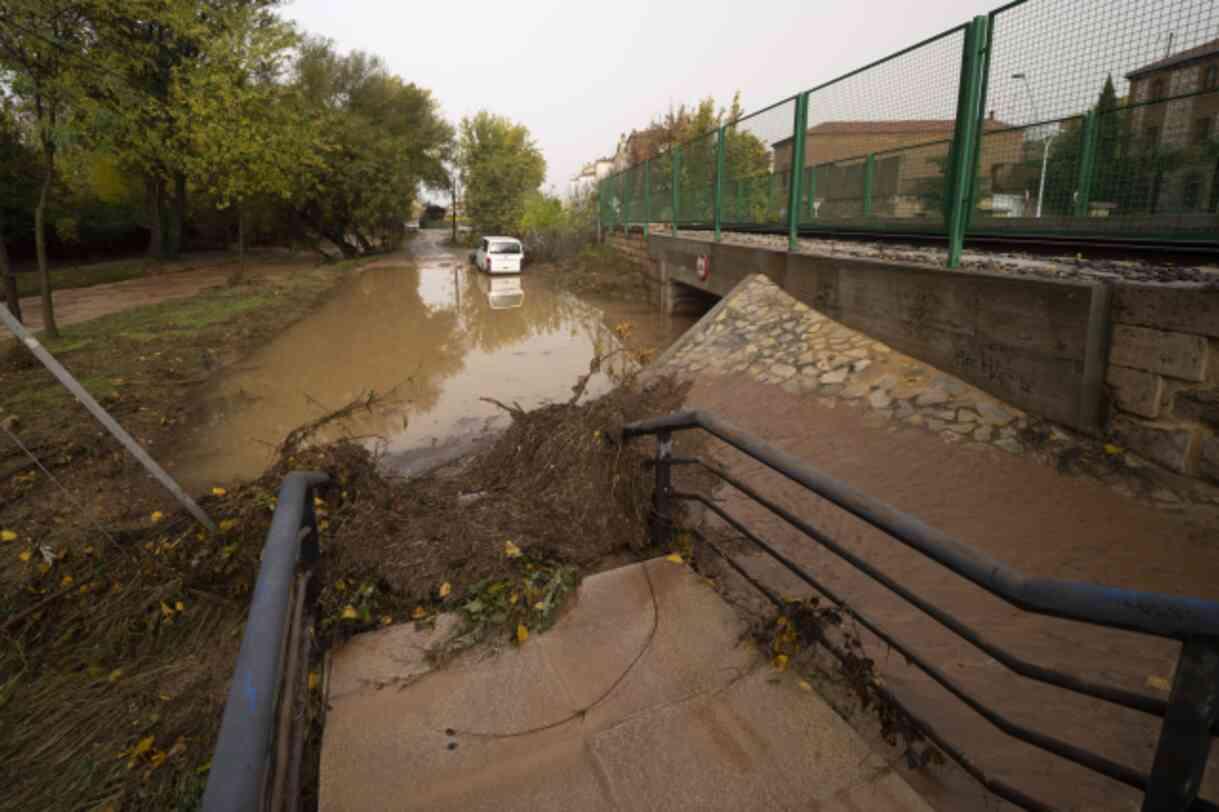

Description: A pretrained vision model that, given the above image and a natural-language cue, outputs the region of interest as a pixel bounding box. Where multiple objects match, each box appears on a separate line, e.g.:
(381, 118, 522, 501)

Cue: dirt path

(684, 375, 1219, 810)
(13, 255, 301, 332)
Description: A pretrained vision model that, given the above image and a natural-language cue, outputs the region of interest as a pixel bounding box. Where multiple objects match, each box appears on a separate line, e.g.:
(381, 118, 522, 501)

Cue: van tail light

(486, 258, 493, 272)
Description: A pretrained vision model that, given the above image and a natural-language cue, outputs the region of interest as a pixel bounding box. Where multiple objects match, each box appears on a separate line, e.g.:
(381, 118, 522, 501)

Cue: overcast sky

(282, 0, 995, 195)
(280, 0, 1217, 198)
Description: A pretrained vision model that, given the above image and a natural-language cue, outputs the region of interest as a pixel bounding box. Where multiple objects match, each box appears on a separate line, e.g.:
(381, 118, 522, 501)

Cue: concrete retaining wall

(605, 232, 1219, 487)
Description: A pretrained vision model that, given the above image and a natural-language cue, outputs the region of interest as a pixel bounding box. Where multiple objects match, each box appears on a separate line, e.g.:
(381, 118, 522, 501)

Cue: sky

(280, 0, 1219, 198)
(281, 0, 993, 196)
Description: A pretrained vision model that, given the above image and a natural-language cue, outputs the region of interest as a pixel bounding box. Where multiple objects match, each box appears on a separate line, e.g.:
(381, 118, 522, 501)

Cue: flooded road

(170, 231, 695, 491)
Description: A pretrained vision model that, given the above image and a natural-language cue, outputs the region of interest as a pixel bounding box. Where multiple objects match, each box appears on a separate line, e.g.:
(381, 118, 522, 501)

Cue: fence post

(622, 171, 630, 235)
(862, 153, 876, 218)
(787, 92, 809, 251)
(714, 126, 726, 241)
(945, 15, 989, 268)
(1143, 637, 1219, 811)
(643, 159, 651, 238)
(671, 146, 681, 235)
(652, 430, 673, 548)
(1074, 111, 1099, 218)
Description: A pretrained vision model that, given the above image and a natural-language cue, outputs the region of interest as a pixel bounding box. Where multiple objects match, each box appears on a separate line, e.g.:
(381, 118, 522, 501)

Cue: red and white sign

(696, 255, 710, 281)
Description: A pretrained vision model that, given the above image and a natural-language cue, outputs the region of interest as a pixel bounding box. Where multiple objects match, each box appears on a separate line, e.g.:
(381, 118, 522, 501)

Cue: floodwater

(168, 231, 695, 491)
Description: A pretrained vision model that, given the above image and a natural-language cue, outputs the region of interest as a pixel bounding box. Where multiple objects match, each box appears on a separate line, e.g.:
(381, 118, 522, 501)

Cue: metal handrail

(201, 471, 328, 812)
(622, 410, 1219, 812)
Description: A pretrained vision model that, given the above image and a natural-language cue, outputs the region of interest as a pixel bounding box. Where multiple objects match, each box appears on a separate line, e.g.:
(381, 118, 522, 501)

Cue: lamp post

(1013, 72, 1052, 218)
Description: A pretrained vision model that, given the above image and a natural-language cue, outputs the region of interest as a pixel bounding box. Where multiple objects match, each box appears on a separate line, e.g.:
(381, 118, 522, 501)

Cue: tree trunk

(167, 171, 186, 257)
(0, 207, 20, 323)
(34, 166, 57, 337)
(146, 173, 164, 260)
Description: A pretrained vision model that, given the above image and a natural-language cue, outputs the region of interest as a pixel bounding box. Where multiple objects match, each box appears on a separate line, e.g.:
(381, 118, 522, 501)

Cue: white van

(473, 236, 524, 274)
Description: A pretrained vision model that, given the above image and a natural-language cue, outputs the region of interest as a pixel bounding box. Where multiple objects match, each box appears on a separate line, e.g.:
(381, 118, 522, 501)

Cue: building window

(1195, 116, 1215, 145)
(1206, 65, 1218, 92)
(1183, 173, 1203, 210)
(1151, 78, 1167, 100)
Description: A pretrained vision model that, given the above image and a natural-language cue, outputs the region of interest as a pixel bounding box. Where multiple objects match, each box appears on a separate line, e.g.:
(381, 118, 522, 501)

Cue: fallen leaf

(438, 581, 452, 599)
(504, 540, 522, 559)
(340, 605, 358, 621)
(412, 606, 427, 620)
(211, 487, 227, 497)
(108, 669, 124, 683)
(60, 575, 74, 588)
(167, 737, 187, 758)
(798, 680, 813, 692)
(533, 602, 546, 611)
(175, 601, 185, 612)
(1146, 675, 1171, 692)
(665, 553, 684, 564)
(219, 519, 237, 532)
(1104, 444, 1122, 456)
(133, 736, 154, 756)
(772, 654, 789, 672)
(509, 592, 520, 605)
(380, 615, 393, 626)
(308, 672, 320, 691)
(18, 548, 31, 562)
(516, 624, 529, 644)
(334, 579, 347, 593)
(149, 751, 167, 769)
(0, 529, 16, 542)
(150, 511, 164, 523)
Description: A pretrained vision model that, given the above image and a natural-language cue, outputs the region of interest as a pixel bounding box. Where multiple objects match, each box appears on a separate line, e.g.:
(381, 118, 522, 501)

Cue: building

(771, 117, 1024, 220)
(570, 158, 615, 199)
(1126, 38, 1219, 213)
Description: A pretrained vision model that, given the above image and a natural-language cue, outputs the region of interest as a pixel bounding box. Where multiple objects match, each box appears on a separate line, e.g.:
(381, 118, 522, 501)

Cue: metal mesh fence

(596, 0, 1219, 248)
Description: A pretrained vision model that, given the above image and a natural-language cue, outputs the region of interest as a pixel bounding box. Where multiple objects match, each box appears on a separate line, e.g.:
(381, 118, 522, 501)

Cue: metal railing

(622, 410, 1219, 812)
(201, 471, 328, 812)
(598, 0, 1219, 263)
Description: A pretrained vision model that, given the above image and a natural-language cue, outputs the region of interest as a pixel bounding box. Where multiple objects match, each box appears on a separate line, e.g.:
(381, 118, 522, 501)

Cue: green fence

(598, 0, 1219, 266)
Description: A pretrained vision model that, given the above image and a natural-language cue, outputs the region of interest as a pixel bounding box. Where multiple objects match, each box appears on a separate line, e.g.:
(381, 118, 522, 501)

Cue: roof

(772, 118, 1013, 147)
(484, 235, 521, 242)
(1127, 38, 1219, 80)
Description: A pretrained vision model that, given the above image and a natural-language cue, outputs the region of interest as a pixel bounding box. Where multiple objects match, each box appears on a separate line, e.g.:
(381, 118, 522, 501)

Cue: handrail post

(946, 15, 989, 268)
(643, 158, 651, 238)
(862, 152, 876, 218)
(787, 92, 809, 250)
(652, 430, 673, 548)
(714, 125, 726, 241)
(671, 146, 681, 235)
(1075, 111, 1099, 218)
(1143, 637, 1219, 811)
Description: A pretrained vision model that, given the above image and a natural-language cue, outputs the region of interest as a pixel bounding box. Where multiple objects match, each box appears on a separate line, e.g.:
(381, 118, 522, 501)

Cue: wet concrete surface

(169, 231, 694, 491)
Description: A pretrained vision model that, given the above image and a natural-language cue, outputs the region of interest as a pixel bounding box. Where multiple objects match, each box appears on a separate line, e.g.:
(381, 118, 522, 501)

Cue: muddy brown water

(168, 232, 695, 491)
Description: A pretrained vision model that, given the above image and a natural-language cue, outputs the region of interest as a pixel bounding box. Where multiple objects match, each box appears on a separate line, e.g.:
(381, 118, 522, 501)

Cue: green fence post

(1074, 111, 1099, 218)
(622, 171, 631, 235)
(945, 15, 989, 268)
(787, 92, 809, 251)
(862, 153, 876, 218)
(643, 159, 651, 237)
(714, 126, 726, 241)
(671, 146, 681, 234)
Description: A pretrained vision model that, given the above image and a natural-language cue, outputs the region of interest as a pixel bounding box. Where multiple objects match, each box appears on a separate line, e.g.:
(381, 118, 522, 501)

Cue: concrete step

(320, 558, 933, 811)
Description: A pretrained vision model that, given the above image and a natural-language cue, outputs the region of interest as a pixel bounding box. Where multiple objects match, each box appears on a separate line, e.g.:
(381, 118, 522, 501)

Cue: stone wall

(1107, 284, 1219, 484)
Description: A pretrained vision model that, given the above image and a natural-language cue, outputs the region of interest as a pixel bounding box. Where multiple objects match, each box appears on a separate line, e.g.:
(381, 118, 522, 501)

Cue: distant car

(404, 220, 420, 231)
(473, 236, 524, 274)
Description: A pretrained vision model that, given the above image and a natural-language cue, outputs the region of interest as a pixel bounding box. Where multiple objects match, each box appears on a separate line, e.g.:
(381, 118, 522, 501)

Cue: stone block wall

(1106, 284, 1219, 484)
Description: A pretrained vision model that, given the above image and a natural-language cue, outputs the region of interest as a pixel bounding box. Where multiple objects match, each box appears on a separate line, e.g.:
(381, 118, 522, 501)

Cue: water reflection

(170, 244, 674, 490)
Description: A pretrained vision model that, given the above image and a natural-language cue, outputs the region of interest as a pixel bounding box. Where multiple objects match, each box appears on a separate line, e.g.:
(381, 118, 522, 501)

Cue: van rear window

(489, 242, 522, 254)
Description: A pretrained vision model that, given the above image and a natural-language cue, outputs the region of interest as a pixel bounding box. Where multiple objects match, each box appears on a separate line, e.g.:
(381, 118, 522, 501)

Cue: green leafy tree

(0, 91, 38, 320)
(458, 111, 546, 236)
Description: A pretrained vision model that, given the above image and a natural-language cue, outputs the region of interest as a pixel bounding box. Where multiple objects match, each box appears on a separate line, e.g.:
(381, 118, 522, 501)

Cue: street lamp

(1012, 72, 1052, 218)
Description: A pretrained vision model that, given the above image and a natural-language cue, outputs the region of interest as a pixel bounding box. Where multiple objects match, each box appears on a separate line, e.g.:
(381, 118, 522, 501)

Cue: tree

(0, 0, 98, 337)
(0, 90, 37, 320)
(291, 38, 454, 255)
(458, 111, 545, 236)
(171, 7, 324, 262)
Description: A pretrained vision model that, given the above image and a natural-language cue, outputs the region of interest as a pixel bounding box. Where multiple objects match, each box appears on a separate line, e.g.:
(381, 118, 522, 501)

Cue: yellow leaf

(509, 592, 520, 605)
(308, 671, 320, 691)
(160, 601, 175, 619)
(340, 605, 358, 620)
(1104, 444, 1122, 456)
(60, 575, 74, 588)
(1146, 675, 1171, 692)
(83, 545, 94, 555)
(175, 601, 185, 612)
(772, 654, 789, 672)
(534, 602, 546, 611)
(133, 736, 154, 756)
(149, 750, 168, 769)
(18, 548, 31, 562)
(334, 578, 347, 593)
(798, 680, 812, 692)
(665, 553, 684, 564)
(438, 581, 452, 599)
(219, 519, 237, 532)
(412, 606, 427, 620)
(504, 540, 522, 558)
(211, 487, 227, 497)
(150, 511, 164, 523)
(108, 669, 124, 683)
(380, 615, 393, 626)
(516, 624, 529, 644)
(0, 529, 16, 542)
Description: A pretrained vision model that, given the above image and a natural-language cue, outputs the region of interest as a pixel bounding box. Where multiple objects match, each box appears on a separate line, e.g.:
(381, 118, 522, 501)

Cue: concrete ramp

(320, 558, 932, 811)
